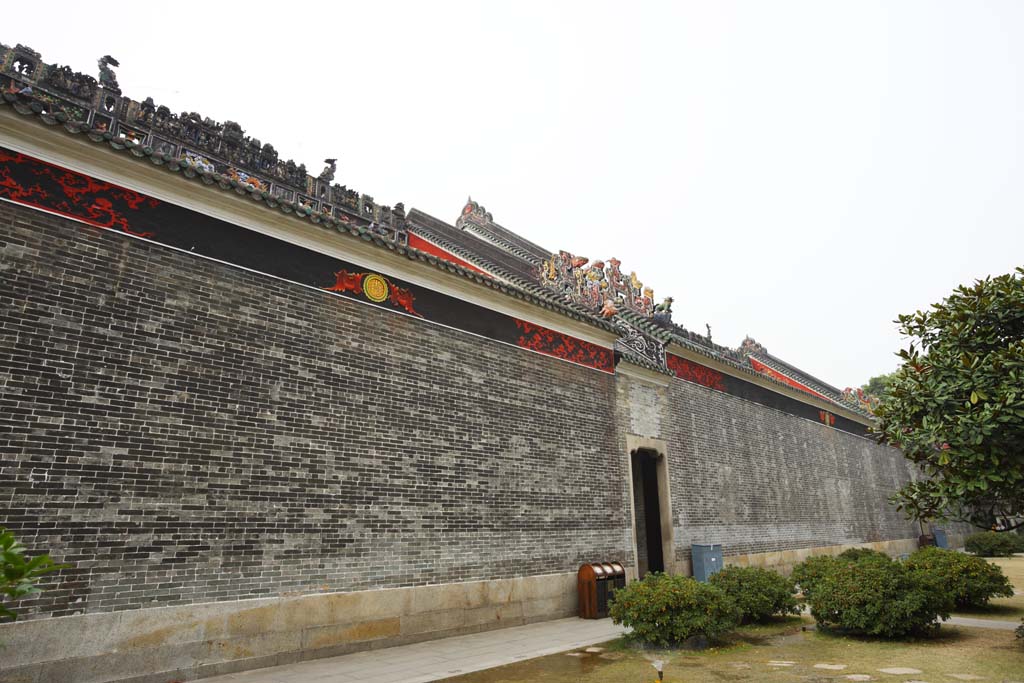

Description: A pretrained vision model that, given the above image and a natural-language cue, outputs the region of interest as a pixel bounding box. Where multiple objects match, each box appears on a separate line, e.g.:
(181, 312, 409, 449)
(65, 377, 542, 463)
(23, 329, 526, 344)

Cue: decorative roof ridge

(459, 198, 552, 259)
(614, 309, 870, 418)
(0, 93, 622, 337)
(461, 220, 545, 265)
(751, 353, 845, 400)
(618, 309, 724, 354)
(0, 42, 402, 230)
(408, 211, 520, 278)
(745, 352, 873, 417)
(456, 198, 550, 264)
(407, 210, 618, 333)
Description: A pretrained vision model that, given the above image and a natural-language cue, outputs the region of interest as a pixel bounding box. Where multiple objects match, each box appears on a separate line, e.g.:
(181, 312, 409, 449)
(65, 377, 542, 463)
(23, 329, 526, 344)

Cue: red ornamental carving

(325, 269, 365, 295)
(0, 149, 158, 238)
(819, 410, 836, 426)
(388, 282, 420, 317)
(513, 319, 614, 373)
(665, 354, 726, 391)
(323, 270, 421, 317)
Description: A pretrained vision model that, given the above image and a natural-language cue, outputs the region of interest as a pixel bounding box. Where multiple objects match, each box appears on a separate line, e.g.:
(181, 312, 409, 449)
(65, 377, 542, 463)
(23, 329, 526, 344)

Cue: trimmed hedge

(964, 531, 1024, 557)
(791, 555, 841, 600)
(609, 572, 740, 646)
(807, 553, 953, 637)
(709, 566, 802, 623)
(792, 549, 890, 599)
(906, 547, 1013, 608)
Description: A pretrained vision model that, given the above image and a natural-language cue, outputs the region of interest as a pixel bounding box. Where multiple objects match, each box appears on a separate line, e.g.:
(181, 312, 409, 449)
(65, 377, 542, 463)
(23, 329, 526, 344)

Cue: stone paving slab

(201, 617, 628, 683)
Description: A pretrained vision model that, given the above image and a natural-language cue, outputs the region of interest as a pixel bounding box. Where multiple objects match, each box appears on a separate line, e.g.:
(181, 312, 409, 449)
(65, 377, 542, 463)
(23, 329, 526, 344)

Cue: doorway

(631, 449, 665, 577)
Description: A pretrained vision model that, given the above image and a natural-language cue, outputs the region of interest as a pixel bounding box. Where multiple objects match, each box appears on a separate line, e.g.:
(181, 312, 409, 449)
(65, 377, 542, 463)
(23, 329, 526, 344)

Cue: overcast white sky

(12, 1, 1024, 388)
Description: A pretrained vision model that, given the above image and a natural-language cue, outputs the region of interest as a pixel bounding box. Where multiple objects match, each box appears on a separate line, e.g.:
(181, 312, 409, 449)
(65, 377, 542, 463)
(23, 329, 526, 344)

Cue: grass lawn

(439, 555, 1024, 683)
(952, 554, 1024, 622)
(439, 619, 1022, 682)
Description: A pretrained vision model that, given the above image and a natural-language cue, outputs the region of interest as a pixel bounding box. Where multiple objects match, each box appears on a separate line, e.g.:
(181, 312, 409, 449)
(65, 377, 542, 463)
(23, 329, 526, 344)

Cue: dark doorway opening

(631, 449, 664, 578)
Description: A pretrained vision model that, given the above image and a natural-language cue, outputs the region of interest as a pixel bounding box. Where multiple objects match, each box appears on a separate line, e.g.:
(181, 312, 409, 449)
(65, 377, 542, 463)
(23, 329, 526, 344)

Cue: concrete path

(202, 617, 628, 683)
(183, 614, 1021, 683)
(945, 615, 1021, 631)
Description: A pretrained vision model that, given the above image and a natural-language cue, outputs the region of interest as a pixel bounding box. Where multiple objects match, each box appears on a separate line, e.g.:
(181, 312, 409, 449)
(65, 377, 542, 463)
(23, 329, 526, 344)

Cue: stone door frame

(625, 434, 677, 580)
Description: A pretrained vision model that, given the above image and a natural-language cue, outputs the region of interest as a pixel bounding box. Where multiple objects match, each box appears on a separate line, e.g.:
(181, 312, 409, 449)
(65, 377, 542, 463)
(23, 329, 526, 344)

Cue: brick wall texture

(1, 201, 920, 622)
(662, 378, 921, 561)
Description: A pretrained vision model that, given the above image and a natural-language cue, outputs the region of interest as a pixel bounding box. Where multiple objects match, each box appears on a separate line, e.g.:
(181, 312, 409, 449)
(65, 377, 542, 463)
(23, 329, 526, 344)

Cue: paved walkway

(945, 615, 1021, 631)
(203, 618, 627, 683)
(198, 614, 1017, 683)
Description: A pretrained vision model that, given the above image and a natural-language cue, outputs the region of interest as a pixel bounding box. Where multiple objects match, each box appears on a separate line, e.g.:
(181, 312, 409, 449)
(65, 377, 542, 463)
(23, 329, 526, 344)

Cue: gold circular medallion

(362, 274, 389, 302)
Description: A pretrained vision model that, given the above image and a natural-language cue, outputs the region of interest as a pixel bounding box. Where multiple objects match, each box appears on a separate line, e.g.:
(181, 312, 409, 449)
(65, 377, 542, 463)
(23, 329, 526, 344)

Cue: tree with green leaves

(861, 371, 896, 400)
(878, 267, 1024, 532)
(1, 528, 67, 621)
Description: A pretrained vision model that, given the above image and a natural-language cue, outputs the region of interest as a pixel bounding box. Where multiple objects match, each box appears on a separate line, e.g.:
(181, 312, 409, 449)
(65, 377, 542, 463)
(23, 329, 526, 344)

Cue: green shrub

(807, 553, 953, 638)
(609, 572, 740, 646)
(1011, 532, 1024, 553)
(1, 528, 67, 622)
(836, 547, 889, 562)
(709, 566, 802, 623)
(965, 532, 1020, 557)
(906, 546, 1013, 608)
(1016, 617, 1023, 642)
(791, 555, 841, 599)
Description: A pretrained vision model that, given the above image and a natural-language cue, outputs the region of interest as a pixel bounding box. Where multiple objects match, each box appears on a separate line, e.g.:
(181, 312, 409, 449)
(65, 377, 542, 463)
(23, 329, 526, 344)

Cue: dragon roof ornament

(0, 42, 406, 242)
(539, 250, 660, 318)
(740, 336, 767, 356)
(841, 387, 880, 415)
(458, 197, 493, 225)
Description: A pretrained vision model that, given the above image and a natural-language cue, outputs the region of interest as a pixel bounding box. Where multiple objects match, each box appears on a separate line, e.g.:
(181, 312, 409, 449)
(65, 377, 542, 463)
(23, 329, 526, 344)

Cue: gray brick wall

(0, 203, 625, 620)
(1, 201, 933, 624)
(662, 376, 922, 561)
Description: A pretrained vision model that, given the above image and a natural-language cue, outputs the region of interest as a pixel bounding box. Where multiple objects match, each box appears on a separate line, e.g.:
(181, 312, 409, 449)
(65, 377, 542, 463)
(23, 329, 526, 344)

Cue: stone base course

(0, 572, 577, 683)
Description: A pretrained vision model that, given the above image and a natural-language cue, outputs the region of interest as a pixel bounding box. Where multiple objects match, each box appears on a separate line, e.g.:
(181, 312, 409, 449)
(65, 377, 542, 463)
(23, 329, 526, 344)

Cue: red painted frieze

(513, 319, 614, 373)
(665, 353, 726, 391)
(749, 357, 829, 401)
(0, 149, 158, 237)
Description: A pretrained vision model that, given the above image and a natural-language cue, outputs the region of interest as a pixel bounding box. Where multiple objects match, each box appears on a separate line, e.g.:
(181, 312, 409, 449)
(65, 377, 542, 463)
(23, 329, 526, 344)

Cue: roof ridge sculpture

(538, 249, 667, 319)
(407, 210, 618, 331)
(0, 42, 404, 237)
